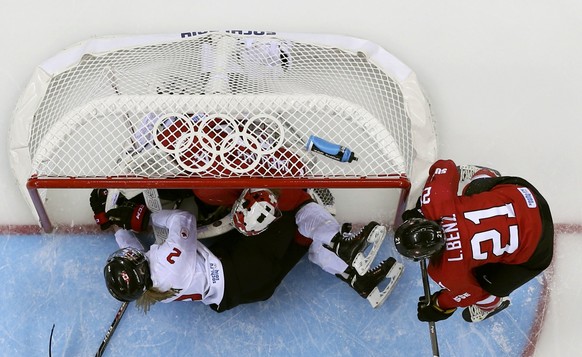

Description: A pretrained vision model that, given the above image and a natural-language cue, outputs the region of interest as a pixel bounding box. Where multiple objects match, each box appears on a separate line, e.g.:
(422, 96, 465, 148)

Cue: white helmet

(231, 189, 282, 236)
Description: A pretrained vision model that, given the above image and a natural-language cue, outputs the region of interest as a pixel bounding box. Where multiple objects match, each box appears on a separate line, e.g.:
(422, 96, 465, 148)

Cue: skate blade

(366, 261, 404, 308)
(352, 225, 387, 275)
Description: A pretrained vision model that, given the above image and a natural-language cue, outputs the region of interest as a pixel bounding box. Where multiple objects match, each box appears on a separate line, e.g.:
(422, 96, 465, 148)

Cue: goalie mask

(231, 189, 282, 236)
(104, 247, 152, 302)
(394, 218, 445, 261)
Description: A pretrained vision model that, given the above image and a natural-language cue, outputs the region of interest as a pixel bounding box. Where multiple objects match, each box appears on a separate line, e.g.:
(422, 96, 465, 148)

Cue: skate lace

(458, 165, 480, 182)
(345, 228, 364, 241)
(342, 228, 365, 242)
(367, 259, 390, 275)
(342, 232, 357, 241)
(352, 222, 377, 240)
(467, 305, 488, 322)
(458, 165, 501, 182)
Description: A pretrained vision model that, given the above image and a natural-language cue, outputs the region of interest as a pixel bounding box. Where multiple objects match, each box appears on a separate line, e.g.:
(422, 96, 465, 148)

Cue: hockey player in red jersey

(394, 159, 553, 322)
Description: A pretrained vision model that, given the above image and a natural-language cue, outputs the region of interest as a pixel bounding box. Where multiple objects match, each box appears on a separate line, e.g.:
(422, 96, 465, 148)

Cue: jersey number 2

(166, 247, 182, 264)
(463, 203, 519, 260)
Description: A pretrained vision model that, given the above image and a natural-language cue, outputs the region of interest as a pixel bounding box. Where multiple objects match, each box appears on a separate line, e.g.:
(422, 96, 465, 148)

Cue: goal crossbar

(27, 176, 411, 233)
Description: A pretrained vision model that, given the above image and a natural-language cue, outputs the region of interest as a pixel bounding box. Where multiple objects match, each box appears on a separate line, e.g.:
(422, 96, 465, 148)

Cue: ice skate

(457, 164, 501, 182)
(347, 257, 404, 308)
(462, 297, 510, 322)
(332, 222, 373, 266)
(333, 221, 387, 275)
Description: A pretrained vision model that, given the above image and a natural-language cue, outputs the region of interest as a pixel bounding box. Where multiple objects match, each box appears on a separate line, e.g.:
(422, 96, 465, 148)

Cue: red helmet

(231, 189, 282, 236)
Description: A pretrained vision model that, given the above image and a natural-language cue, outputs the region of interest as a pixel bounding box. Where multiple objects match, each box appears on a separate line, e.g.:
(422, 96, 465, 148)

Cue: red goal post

(10, 31, 436, 232)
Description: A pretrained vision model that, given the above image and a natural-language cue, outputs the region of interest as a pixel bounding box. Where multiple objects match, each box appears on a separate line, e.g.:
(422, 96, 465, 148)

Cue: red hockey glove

(106, 202, 151, 232)
(417, 293, 456, 322)
(90, 189, 112, 230)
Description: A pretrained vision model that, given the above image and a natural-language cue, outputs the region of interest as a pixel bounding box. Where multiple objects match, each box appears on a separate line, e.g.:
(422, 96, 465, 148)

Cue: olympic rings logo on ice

(152, 113, 286, 174)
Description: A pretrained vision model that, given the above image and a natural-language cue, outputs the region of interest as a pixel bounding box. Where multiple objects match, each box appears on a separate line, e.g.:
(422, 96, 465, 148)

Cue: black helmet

(394, 218, 445, 261)
(104, 247, 152, 302)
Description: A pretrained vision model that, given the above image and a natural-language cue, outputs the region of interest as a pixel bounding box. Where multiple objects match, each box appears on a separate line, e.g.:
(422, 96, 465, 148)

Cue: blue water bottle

(306, 135, 358, 163)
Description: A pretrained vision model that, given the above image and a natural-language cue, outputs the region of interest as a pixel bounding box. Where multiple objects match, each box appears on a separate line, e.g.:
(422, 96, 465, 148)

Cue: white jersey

(115, 210, 225, 306)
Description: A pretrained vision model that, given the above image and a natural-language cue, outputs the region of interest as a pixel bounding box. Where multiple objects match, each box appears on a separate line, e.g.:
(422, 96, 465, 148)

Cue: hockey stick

(95, 301, 129, 357)
(49, 324, 55, 357)
(143, 189, 169, 244)
(420, 258, 440, 357)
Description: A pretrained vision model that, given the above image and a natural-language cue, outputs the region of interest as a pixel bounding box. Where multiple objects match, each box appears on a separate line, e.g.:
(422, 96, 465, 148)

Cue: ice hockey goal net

(10, 31, 436, 232)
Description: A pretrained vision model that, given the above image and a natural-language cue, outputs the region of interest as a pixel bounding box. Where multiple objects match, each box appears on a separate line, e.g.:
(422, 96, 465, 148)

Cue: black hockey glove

(90, 189, 112, 230)
(417, 293, 456, 322)
(402, 197, 424, 221)
(106, 202, 151, 233)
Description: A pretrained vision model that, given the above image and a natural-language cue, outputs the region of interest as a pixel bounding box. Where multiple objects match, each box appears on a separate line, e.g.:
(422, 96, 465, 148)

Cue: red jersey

(192, 188, 312, 212)
(420, 160, 543, 309)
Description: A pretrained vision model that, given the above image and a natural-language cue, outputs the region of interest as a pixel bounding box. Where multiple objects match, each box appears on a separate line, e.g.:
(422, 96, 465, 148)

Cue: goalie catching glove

(106, 202, 151, 233)
(417, 292, 456, 322)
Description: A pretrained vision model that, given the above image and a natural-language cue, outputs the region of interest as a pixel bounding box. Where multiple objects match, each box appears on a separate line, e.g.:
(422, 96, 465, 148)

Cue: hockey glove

(402, 197, 424, 221)
(106, 202, 151, 233)
(90, 189, 112, 230)
(417, 293, 456, 322)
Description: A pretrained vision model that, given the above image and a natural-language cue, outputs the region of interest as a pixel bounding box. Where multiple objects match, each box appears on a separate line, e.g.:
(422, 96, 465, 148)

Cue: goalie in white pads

(92, 188, 403, 310)
(201, 187, 403, 308)
(228, 187, 404, 308)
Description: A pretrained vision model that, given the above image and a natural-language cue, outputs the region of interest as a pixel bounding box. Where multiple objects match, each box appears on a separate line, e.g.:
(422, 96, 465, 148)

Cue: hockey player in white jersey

(104, 203, 310, 312)
(95, 188, 403, 311)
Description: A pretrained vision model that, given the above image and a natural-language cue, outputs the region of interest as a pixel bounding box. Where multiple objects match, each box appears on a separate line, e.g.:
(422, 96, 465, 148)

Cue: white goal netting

(9, 31, 436, 229)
